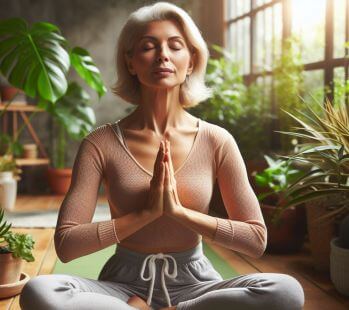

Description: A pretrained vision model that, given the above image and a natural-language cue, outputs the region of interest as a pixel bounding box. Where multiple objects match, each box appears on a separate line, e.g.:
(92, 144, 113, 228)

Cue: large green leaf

(0, 18, 69, 102)
(70, 47, 107, 98)
(52, 82, 95, 140)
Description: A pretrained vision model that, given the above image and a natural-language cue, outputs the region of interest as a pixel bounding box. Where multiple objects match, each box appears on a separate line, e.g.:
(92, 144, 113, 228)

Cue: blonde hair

(111, 1, 212, 108)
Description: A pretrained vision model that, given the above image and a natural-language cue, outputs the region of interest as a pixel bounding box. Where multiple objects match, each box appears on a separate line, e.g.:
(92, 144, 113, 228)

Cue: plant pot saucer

(0, 272, 30, 299)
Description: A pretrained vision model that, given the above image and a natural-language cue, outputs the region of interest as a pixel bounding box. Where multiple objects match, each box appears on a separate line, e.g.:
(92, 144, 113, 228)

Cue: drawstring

(140, 253, 178, 307)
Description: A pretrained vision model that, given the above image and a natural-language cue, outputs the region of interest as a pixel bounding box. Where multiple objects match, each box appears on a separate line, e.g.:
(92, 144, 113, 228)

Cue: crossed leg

(171, 272, 304, 310)
(19, 274, 139, 310)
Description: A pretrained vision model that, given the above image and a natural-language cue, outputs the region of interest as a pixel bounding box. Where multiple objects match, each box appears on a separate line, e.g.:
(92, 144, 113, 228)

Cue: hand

(163, 140, 185, 218)
(145, 141, 165, 217)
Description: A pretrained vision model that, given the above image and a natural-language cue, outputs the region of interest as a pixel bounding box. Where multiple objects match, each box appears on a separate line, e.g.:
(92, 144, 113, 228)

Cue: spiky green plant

(275, 95, 349, 224)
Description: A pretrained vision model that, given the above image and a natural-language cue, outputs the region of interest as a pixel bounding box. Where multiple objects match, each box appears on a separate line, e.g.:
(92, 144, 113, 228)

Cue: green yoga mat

(53, 241, 239, 280)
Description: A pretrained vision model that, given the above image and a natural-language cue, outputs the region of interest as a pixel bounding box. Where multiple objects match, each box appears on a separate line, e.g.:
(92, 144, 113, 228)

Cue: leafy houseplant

(0, 18, 107, 194)
(0, 208, 35, 286)
(276, 95, 349, 271)
(190, 44, 271, 162)
(254, 155, 307, 253)
(189, 45, 272, 205)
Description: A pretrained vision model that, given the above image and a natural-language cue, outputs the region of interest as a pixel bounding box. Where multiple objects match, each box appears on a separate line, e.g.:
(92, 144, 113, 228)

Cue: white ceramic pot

(0, 171, 17, 211)
(330, 237, 349, 297)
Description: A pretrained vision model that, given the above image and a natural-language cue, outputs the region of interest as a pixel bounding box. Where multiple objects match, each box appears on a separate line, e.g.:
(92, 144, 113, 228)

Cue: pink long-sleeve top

(54, 119, 267, 263)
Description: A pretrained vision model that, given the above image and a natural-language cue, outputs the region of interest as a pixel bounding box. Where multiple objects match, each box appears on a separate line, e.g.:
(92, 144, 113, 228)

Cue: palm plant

(275, 95, 349, 224)
(0, 18, 107, 168)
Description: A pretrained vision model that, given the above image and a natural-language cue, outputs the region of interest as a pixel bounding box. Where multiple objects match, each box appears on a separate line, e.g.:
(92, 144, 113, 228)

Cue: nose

(157, 45, 170, 62)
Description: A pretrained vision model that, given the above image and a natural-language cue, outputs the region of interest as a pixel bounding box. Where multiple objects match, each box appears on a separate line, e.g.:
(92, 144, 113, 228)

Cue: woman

(20, 2, 304, 310)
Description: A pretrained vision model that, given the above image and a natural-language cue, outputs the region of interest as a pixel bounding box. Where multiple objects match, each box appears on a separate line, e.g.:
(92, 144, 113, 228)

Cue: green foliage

(0, 133, 23, 157)
(190, 45, 271, 160)
(273, 36, 304, 153)
(0, 18, 69, 102)
(0, 18, 107, 168)
(70, 47, 107, 98)
(0, 208, 35, 262)
(2, 231, 35, 262)
(254, 155, 304, 203)
(42, 82, 96, 168)
(276, 96, 349, 224)
(0, 208, 12, 241)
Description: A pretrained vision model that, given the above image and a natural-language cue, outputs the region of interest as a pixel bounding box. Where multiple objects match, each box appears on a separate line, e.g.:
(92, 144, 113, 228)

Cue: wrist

(169, 205, 186, 220)
(141, 209, 161, 221)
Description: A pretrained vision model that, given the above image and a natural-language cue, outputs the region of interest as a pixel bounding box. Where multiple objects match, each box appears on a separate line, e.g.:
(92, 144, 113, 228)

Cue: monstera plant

(0, 18, 107, 194)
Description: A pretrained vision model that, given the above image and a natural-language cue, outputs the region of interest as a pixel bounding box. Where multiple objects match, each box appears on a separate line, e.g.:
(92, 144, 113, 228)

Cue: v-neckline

(110, 118, 202, 178)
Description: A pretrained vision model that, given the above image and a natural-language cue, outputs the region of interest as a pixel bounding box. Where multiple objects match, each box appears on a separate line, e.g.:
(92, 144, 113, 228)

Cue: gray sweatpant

(19, 241, 304, 310)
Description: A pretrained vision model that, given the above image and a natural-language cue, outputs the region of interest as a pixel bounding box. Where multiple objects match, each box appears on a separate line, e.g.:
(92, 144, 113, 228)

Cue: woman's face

(126, 19, 194, 90)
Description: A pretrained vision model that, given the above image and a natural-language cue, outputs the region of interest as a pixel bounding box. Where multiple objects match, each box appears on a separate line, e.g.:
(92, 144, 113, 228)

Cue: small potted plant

(331, 213, 349, 296)
(0, 155, 22, 211)
(253, 154, 307, 253)
(0, 208, 35, 298)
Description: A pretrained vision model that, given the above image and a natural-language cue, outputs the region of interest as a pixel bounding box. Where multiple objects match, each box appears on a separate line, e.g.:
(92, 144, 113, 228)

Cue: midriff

(118, 235, 202, 254)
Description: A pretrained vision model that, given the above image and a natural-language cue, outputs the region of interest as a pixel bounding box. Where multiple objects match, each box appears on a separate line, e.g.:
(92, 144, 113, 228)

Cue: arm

(172, 133, 267, 258)
(54, 137, 158, 263)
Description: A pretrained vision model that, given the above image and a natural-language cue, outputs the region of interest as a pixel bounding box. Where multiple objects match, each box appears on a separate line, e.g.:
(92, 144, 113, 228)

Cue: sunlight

(291, 0, 326, 63)
(291, 0, 326, 33)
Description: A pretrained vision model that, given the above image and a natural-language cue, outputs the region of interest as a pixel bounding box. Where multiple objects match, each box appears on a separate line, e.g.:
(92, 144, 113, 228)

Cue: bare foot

(127, 295, 151, 310)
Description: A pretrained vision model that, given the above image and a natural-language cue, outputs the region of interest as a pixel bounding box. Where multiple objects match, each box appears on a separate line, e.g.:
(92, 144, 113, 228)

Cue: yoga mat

(53, 241, 239, 279)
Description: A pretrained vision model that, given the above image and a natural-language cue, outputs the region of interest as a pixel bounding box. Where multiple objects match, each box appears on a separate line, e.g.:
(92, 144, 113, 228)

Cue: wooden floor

(1, 195, 349, 310)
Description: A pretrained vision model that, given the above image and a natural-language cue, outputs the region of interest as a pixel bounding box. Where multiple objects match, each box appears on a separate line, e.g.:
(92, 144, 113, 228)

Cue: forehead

(139, 20, 185, 40)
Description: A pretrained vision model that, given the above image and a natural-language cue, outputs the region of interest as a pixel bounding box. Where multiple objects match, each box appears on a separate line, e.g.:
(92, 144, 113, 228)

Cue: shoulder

(84, 123, 114, 146)
(200, 119, 233, 149)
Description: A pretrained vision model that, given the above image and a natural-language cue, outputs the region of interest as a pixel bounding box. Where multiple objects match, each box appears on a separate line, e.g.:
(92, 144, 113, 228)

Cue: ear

(187, 53, 194, 75)
(125, 52, 137, 75)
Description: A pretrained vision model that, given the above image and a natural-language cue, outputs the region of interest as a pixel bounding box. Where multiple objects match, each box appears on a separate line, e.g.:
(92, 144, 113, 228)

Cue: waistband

(114, 240, 204, 265)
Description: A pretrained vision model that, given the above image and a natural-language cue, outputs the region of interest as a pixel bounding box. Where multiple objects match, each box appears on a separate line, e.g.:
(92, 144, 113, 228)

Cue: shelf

(15, 158, 50, 166)
(0, 102, 45, 112)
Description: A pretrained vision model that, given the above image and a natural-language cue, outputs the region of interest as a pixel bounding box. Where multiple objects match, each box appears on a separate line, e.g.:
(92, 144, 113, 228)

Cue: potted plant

(0, 18, 107, 195)
(0, 208, 35, 299)
(276, 96, 349, 271)
(0, 155, 22, 211)
(330, 213, 349, 296)
(45, 81, 98, 194)
(253, 154, 307, 253)
(190, 44, 272, 191)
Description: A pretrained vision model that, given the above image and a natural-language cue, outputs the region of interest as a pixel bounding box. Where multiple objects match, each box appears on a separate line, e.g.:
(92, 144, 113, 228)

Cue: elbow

(54, 230, 74, 263)
(250, 224, 267, 258)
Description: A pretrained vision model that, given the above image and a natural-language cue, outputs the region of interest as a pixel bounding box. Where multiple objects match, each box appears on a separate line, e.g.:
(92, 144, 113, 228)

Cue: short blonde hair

(112, 1, 212, 108)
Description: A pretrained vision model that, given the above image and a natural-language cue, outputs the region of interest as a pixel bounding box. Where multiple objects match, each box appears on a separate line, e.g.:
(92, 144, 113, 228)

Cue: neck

(131, 85, 190, 136)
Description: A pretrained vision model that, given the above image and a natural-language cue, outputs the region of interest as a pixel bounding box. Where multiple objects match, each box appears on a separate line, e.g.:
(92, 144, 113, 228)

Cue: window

(225, 0, 349, 149)
(225, 0, 349, 100)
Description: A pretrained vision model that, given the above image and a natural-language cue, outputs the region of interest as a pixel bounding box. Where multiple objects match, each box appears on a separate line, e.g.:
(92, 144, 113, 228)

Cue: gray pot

(330, 237, 349, 296)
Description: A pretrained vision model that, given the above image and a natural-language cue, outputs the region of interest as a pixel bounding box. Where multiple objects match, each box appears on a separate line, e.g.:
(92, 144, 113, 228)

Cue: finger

(154, 141, 164, 176)
(164, 161, 171, 190)
(166, 140, 176, 186)
(159, 161, 165, 186)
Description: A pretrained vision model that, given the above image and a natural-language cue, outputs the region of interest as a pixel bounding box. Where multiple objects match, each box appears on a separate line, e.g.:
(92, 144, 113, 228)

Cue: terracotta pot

(46, 167, 72, 195)
(306, 196, 339, 272)
(0, 251, 23, 285)
(1, 86, 26, 103)
(261, 194, 307, 254)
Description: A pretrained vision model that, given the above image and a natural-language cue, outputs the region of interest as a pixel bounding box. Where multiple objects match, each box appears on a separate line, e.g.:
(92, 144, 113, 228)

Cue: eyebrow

(140, 35, 185, 41)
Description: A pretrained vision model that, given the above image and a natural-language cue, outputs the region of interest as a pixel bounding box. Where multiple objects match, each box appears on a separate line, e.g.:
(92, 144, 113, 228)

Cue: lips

(153, 68, 174, 73)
